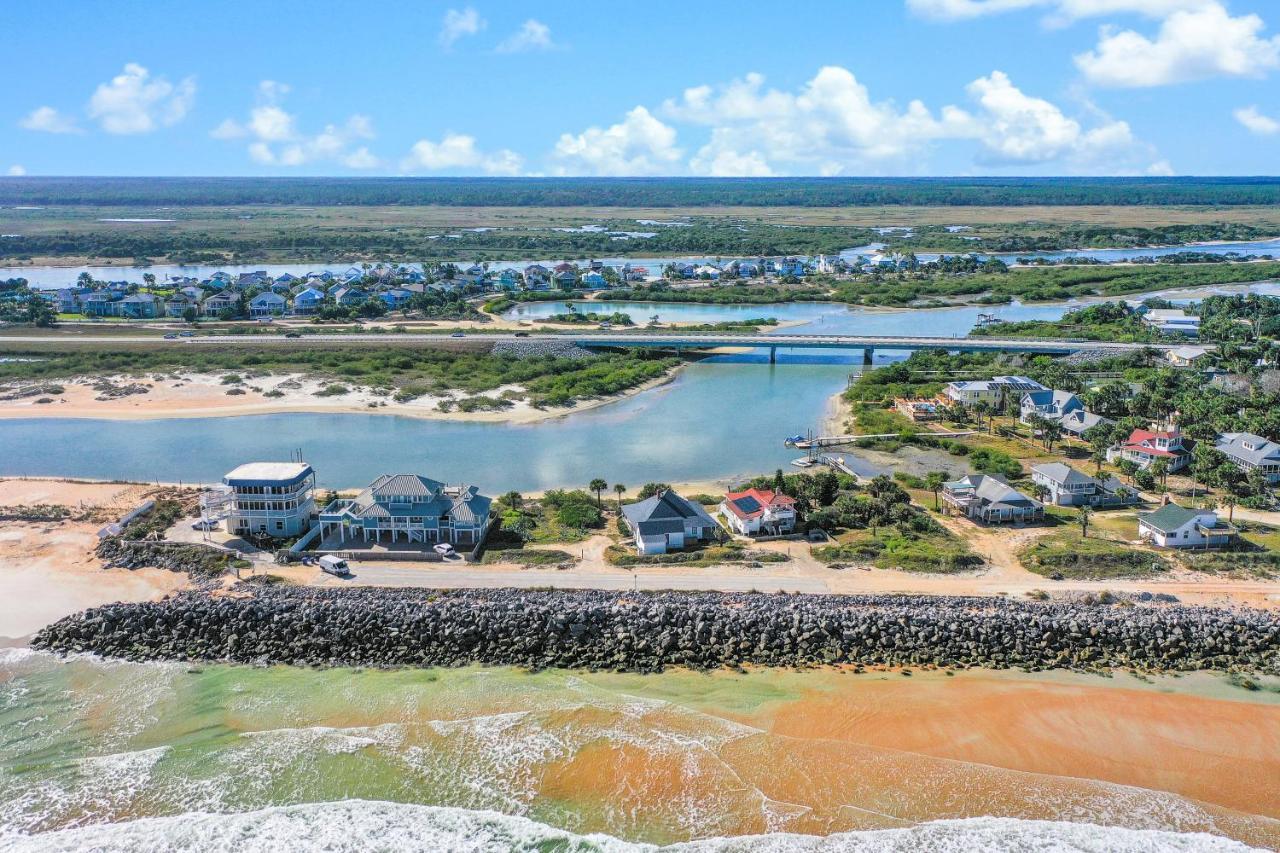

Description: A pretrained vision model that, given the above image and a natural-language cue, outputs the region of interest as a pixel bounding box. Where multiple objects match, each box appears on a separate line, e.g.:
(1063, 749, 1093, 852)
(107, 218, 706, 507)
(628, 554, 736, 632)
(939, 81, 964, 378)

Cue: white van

(318, 555, 350, 576)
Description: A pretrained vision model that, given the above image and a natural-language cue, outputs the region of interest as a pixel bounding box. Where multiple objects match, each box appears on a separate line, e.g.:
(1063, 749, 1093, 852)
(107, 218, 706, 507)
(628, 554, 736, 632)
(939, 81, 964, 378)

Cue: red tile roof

(722, 489, 795, 520)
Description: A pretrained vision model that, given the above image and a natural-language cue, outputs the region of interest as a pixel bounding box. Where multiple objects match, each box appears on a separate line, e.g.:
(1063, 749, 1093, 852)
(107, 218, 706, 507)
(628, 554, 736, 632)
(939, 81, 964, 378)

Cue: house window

(275, 521, 284, 531)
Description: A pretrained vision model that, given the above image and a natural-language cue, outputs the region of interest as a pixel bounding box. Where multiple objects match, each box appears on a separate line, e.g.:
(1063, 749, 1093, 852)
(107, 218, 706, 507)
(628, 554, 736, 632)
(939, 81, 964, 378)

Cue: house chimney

(1160, 493, 1171, 506)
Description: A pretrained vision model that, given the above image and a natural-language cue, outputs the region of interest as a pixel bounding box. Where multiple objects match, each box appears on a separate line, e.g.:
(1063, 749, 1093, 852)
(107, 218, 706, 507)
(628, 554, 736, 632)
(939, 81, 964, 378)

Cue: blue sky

(4, 0, 1279, 177)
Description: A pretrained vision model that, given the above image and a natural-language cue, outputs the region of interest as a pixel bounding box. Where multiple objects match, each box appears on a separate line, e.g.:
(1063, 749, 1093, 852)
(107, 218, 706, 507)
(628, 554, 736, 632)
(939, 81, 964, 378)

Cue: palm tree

(1078, 504, 1093, 539)
(972, 400, 991, 433)
(1090, 448, 1107, 477)
(1221, 493, 1237, 524)
(500, 490, 523, 511)
(1149, 458, 1169, 490)
(589, 478, 608, 509)
(614, 483, 626, 512)
(925, 471, 947, 511)
(1031, 483, 1050, 505)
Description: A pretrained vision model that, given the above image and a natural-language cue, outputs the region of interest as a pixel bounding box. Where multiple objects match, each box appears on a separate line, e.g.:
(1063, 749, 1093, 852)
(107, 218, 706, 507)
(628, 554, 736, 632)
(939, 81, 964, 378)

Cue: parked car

(163, 333, 178, 340)
(284, 332, 302, 339)
(179, 331, 195, 337)
(450, 332, 466, 338)
(318, 555, 350, 576)
(190, 519, 217, 531)
(513, 331, 529, 337)
(433, 543, 455, 556)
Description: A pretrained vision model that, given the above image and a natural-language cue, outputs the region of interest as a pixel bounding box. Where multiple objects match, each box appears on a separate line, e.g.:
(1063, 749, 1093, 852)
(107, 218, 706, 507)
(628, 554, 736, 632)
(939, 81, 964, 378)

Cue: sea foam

(0, 800, 1264, 852)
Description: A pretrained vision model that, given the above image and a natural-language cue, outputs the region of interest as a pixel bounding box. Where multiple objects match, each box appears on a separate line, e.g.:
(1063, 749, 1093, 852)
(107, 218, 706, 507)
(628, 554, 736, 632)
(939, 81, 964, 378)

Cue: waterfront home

(672, 262, 697, 279)
(1166, 345, 1211, 368)
(43, 288, 82, 313)
(719, 489, 797, 536)
(1108, 426, 1191, 472)
(552, 264, 579, 288)
(523, 264, 550, 289)
(249, 291, 287, 317)
(1141, 308, 1200, 336)
(942, 474, 1044, 524)
(201, 290, 238, 317)
(178, 285, 204, 301)
(1138, 502, 1235, 549)
(496, 269, 521, 290)
(775, 257, 807, 277)
(319, 473, 494, 547)
(581, 270, 607, 289)
(1019, 389, 1083, 424)
(222, 461, 317, 539)
(291, 286, 325, 314)
(694, 264, 721, 280)
(895, 397, 943, 421)
(1214, 432, 1280, 483)
(1030, 463, 1137, 507)
(620, 489, 719, 555)
(943, 375, 1046, 406)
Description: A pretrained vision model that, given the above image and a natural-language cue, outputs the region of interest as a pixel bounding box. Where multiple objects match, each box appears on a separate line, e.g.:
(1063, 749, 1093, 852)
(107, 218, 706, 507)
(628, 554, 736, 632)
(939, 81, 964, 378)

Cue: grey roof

(370, 473, 445, 499)
(621, 489, 716, 530)
(1215, 432, 1280, 466)
(1059, 410, 1112, 435)
(1022, 389, 1081, 410)
(950, 474, 1042, 510)
(1138, 503, 1204, 533)
(1032, 462, 1097, 488)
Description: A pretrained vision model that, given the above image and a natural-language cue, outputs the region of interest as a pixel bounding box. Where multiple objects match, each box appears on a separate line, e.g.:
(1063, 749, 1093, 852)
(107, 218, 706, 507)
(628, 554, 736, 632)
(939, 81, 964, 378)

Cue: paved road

(313, 563, 831, 593)
(0, 331, 1183, 354)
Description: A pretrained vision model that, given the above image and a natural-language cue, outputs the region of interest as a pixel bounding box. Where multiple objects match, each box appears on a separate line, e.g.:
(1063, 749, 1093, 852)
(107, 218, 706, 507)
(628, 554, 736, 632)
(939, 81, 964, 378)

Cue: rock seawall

(32, 587, 1280, 674)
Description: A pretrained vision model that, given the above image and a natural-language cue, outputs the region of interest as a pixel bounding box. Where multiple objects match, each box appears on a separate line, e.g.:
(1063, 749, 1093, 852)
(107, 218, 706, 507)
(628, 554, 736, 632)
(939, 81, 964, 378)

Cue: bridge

(0, 331, 1186, 363)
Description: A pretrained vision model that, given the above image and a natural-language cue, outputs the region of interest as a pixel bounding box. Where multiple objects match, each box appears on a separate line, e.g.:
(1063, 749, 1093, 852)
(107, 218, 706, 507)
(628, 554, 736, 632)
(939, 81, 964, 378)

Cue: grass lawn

(1019, 526, 1171, 580)
(813, 526, 983, 574)
(1175, 520, 1280, 579)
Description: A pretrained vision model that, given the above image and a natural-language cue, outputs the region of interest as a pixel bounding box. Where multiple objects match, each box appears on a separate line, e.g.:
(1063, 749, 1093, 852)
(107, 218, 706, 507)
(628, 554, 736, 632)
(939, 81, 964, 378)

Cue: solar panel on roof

(734, 496, 762, 513)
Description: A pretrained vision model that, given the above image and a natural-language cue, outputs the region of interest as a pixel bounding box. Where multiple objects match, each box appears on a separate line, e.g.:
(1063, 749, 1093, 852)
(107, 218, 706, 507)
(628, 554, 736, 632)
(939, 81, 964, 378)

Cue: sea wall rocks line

(32, 587, 1280, 674)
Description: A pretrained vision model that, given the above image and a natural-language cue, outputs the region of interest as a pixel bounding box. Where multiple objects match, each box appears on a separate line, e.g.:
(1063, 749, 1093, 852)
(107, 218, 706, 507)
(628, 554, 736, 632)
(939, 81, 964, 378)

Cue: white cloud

(87, 63, 195, 134)
(907, 0, 1209, 23)
(656, 66, 1164, 175)
(439, 7, 486, 47)
(400, 133, 523, 174)
(1235, 104, 1280, 134)
(213, 81, 379, 168)
(18, 106, 81, 134)
(1075, 2, 1280, 86)
(496, 19, 555, 53)
(553, 107, 682, 176)
(6, 165, 26, 176)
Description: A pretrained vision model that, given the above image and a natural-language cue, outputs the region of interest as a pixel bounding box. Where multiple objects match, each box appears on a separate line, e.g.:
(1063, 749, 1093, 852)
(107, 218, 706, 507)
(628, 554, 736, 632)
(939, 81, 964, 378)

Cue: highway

(0, 331, 1187, 354)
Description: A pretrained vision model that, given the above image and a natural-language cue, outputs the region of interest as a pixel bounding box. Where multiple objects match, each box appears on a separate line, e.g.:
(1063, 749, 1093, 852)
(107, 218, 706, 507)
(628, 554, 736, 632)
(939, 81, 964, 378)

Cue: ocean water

(1, 649, 1275, 851)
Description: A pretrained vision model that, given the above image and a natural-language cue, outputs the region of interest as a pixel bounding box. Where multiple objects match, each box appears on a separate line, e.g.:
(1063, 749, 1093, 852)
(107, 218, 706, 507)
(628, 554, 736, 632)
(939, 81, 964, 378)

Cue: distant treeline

(5, 177, 1280, 207)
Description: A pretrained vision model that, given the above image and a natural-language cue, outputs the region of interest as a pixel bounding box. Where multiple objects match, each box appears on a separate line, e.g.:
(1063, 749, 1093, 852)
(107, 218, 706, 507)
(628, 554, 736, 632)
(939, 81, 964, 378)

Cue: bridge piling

(863, 347, 874, 365)
(769, 346, 776, 365)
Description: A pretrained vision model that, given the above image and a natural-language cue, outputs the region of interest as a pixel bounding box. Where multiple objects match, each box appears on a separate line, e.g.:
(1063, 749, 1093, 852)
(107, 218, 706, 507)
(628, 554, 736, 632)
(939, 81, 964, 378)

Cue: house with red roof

(1108, 425, 1192, 472)
(718, 489, 797, 536)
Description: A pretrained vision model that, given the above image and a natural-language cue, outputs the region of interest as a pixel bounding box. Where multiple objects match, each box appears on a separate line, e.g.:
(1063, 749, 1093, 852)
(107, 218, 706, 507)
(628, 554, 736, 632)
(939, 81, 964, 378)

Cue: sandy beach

(0, 369, 681, 424)
(0, 479, 188, 640)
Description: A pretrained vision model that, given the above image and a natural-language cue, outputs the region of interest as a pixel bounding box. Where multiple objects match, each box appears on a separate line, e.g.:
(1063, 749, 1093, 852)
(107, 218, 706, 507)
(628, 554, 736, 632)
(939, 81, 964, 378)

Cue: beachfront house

(775, 257, 807, 277)
(249, 291, 287, 317)
(1138, 502, 1236, 549)
(1030, 463, 1138, 508)
(620, 489, 719, 555)
(332, 286, 367, 307)
(164, 293, 196, 317)
(1141, 308, 1201, 337)
(380, 288, 414, 309)
(895, 398, 943, 421)
(942, 474, 1044, 524)
(222, 462, 317, 539)
(718, 489, 797, 536)
(1108, 426, 1191, 472)
(1214, 432, 1280, 484)
(318, 473, 494, 548)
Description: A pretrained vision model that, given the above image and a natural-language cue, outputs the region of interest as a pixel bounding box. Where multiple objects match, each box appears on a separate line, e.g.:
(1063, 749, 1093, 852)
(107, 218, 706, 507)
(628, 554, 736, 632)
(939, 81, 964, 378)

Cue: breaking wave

(0, 800, 1263, 852)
